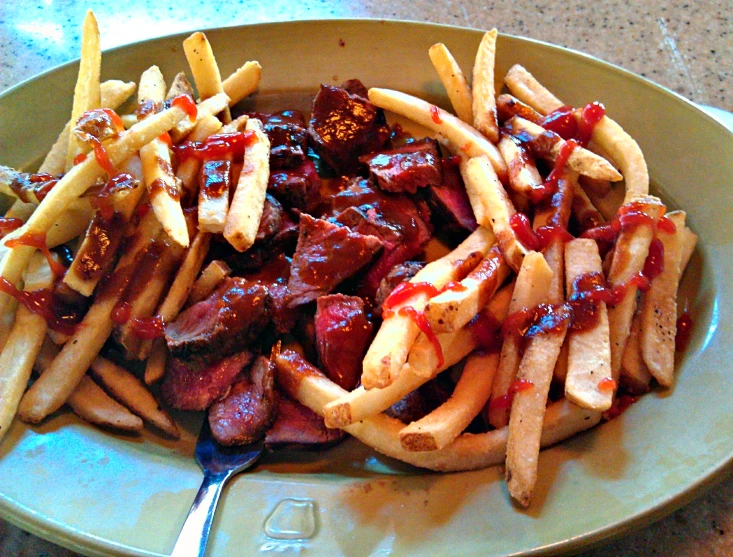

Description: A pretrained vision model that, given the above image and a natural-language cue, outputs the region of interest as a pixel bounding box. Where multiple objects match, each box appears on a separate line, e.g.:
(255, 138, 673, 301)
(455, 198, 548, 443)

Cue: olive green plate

(0, 19, 731, 557)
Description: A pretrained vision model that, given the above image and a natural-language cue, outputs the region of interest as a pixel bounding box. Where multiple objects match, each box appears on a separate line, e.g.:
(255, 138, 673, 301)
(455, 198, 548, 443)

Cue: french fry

(4, 199, 35, 221)
(326, 283, 512, 428)
(222, 61, 262, 107)
(183, 32, 231, 123)
(505, 306, 569, 507)
(503, 64, 563, 115)
(176, 114, 223, 201)
(138, 66, 189, 247)
(679, 226, 698, 273)
(498, 135, 542, 197)
(65, 10, 102, 171)
(572, 180, 606, 230)
(88, 357, 179, 437)
(187, 259, 231, 306)
(496, 93, 543, 124)
(198, 159, 232, 233)
(582, 181, 625, 222)
(361, 226, 493, 389)
(367, 88, 508, 181)
(506, 117, 622, 182)
(461, 155, 528, 271)
(472, 29, 499, 143)
(564, 239, 613, 411)
(276, 348, 600, 472)
(428, 43, 473, 124)
(640, 211, 686, 387)
(400, 351, 499, 451)
(17, 210, 162, 423)
(489, 252, 553, 428)
(144, 341, 168, 385)
(223, 118, 270, 251)
(620, 305, 652, 394)
(424, 245, 509, 332)
(33, 340, 143, 433)
(0, 254, 53, 441)
(165, 72, 194, 100)
(170, 92, 230, 143)
(607, 196, 665, 377)
(579, 175, 612, 198)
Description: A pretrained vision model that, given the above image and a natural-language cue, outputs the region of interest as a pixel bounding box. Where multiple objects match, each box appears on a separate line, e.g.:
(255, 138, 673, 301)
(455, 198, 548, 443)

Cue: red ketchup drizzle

(657, 215, 677, 234)
(0, 277, 79, 334)
(441, 281, 467, 293)
(0, 217, 23, 237)
(136, 203, 152, 218)
(158, 132, 173, 148)
(489, 378, 535, 411)
(509, 213, 540, 251)
(576, 102, 606, 147)
(171, 94, 198, 123)
(642, 239, 665, 281)
(382, 281, 440, 311)
(603, 394, 637, 421)
(535, 225, 574, 250)
(531, 139, 577, 203)
(430, 105, 443, 124)
(468, 310, 503, 353)
(129, 315, 166, 340)
(73, 153, 87, 166)
(597, 377, 617, 392)
(5, 231, 66, 277)
(111, 301, 132, 325)
(398, 306, 444, 368)
(174, 131, 254, 163)
(541, 106, 578, 140)
(675, 311, 693, 352)
(92, 172, 136, 221)
(89, 136, 116, 176)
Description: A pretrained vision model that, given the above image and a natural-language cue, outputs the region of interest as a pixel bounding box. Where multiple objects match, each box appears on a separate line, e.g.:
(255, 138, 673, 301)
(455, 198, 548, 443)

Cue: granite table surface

(0, 1, 731, 556)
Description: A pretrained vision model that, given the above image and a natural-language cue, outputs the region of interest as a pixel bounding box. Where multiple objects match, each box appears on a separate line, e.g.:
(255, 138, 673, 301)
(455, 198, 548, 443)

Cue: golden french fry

(498, 135, 542, 197)
(564, 239, 613, 411)
(170, 92, 230, 143)
(489, 252, 553, 429)
(144, 340, 168, 385)
(679, 226, 698, 274)
(400, 351, 499, 451)
(367, 88, 508, 181)
(183, 31, 231, 123)
(640, 211, 686, 386)
(582, 181, 625, 222)
(222, 61, 262, 107)
(361, 226, 493, 389)
(187, 259, 232, 306)
(223, 118, 270, 251)
(428, 43, 473, 124)
(461, 155, 528, 271)
(620, 306, 652, 394)
(166, 72, 194, 100)
(198, 160, 232, 233)
(472, 29, 499, 143)
(176, 114, 224, 199)
(503, 64, 563, 115)
(572, 179, 606, 229)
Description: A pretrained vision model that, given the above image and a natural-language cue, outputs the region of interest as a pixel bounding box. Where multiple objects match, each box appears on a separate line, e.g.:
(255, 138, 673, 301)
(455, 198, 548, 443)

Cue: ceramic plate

(0, 20, 731, 557)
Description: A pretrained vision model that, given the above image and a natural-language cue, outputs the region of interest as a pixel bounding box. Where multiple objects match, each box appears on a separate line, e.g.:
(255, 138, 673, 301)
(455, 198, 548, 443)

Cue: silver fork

(170, 419, 264, 557)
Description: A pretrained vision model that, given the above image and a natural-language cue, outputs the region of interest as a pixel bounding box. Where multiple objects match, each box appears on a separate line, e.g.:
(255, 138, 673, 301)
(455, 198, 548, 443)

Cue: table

(0, 1, 730, 555)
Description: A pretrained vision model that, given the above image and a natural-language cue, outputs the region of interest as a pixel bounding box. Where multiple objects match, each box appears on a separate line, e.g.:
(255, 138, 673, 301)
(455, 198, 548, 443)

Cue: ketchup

(603, 394, 637, 421)
(129, 315, 166, 340)
(0, 217, 23, 237)
(535, 225, 574, 250)
(642, 239, 665, 281)
(382, 282, 440, 310)
(397, 306, 444, 368)
(530, 139, 577, 203)
(170, 94, 198, 123)
(657, 215, 677, 234)
(0, 277, 80, 334)
(174, 131, 254, 163)
(430, 105, 443, 124)
(597, 377, 617, 392)
(488, 378, 535, 411)
(111, 301, 132, 325)
(509, 212, 540, 251)
(468, 310, 503, 353)
(576, 102, 606, 147)
(5, 231, 66, 277)
(675, 311, 693, 352)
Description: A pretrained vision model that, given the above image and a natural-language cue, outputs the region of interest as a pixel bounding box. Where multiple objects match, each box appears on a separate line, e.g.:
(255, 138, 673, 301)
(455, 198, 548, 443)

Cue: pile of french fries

(0, 13, 697, 510)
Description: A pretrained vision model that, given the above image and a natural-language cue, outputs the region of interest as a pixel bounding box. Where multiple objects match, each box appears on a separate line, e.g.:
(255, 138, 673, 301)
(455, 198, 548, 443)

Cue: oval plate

(0, 19, 732, 557)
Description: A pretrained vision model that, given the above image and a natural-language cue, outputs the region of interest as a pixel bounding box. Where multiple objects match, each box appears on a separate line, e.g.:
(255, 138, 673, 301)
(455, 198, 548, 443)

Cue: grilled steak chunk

(165, 278, 271, 364)
(308, 83, 390, 175)
(208, 356, 277, 445)
(287, 214, 383, 307)
(255, 194, 285, 243)
(386, 379, 452, 424)
(268, 159, 322, 212)
(426, 159, 478, 233)
(374, 261, 426, 311)
(359, 139, 442, 194)
(253, 110, 308, 169)
(315, 294, 373, 390)
(161, 351, 252, 411)
(265, 394, 345, 449)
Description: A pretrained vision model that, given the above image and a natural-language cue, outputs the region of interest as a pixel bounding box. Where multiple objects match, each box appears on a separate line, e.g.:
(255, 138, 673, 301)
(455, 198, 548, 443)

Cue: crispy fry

(496, 93, 543, 124)
(679, 226, 698, 273)
(367, 88, 508, 181)
(503, 64, 564, 115)
(65, 10, 102, 171)
(428, 43, 473, 124)
(222, 61, 262, 107)
(498, 135, 542, 197)
(170, 92, 230, 143)
(361, 226, 493, 389)
(620, 305, 652, 394)
(183, 32, 231, 123)
(564, 239, 613, 410)
(400, 351, 499, 451)
(176, 114, 223, 201)
(640, 211, 686, 386)
(424, 245, 509, 332)
(461, 155, 528, 271)
(276, 348, 600, 472)
(198, 159, 232, 233)
(144, 340, 168, 385)
(89, 357, 179, 437)
(572, 179, 606, 230)
(489, 252, 553, 428)
(187, 259, 231, 306)
(223, 118, 270, 251)
(472, 29, 499, 143)
(165, 72, 194, 100)
(582, 181, 625, 222)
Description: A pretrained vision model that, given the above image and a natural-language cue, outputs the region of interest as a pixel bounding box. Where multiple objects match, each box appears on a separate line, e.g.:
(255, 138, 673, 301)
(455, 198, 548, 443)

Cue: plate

(0, 19, 732, 557)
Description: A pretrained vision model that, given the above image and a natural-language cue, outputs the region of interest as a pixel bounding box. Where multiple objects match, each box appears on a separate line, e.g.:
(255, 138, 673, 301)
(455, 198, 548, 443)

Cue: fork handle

(171, 471, 230, 557)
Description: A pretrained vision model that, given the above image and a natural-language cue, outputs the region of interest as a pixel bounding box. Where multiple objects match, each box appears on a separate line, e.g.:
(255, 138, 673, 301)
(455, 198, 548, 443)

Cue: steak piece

(253, 110, 308, 169)
(287, 214, 383, 307)
(265, 394, 346, 449)
(426, 159, 478, 233)
(268, 159, 322, 212)
(208, 356, 277, 445)
(331, 179, 432, 297)
(386, 379, 452, 424)
(255, 194, 285, 243)
(165, 278, 271, 364)
(315, 294, 373, 391)
(308, 82, 390, 175)
(374, 261, 426, 311)
(359, 139, 442, 194)
(161, 351, 252, 411)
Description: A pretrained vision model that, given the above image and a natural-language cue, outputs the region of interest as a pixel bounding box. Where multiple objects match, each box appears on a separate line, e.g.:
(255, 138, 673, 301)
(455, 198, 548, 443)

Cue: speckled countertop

(0, 1, 731, 556)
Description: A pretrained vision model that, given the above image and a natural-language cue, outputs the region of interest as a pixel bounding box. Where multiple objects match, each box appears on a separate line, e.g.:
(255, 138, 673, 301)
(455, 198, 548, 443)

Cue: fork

(170, 419, 264, 557)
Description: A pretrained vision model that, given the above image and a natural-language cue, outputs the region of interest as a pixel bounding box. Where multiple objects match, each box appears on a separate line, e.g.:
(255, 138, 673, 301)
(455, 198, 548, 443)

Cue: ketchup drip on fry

(541, 106, 578, 140)
(174, 131, 254, 163)
(73, 153, 87, 166)
(0, 277, 80, 334)
(111, 301, 132, 325)
(89, 136, 116, 176)
(129, 315, 166, 340)
(6, 231, 66, 277)
(675, 311, 694, 352)
(430, 105, 443, 124)
(170, 94, 198, 123)
(603, 394, 637, 421)
(530, 139, 577, 203)
(597, 377, 617, 392)
(642, 239, 665, 281)
(576, 102, 606, 147)
(398, 306, 444, 368)
(657, 215, 677, 234)
(535, 225, 574, 250)
(509, 213, 540, 251)
(0, 217, 23, 238)
(488, 378, 535, 411)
